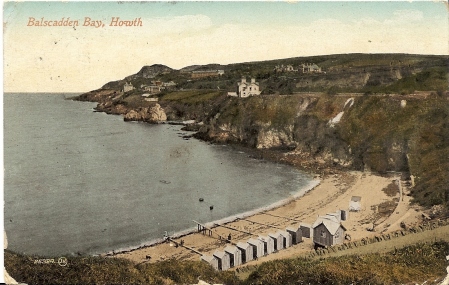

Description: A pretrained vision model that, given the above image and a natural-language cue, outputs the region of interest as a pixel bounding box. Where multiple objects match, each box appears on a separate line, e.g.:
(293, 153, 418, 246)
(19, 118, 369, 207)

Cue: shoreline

(103, 178, 320, 257)
(114, 170, 425, 265)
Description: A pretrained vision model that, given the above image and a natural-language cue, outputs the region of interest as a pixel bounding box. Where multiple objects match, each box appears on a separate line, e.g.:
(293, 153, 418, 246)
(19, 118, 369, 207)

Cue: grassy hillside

(93, 54, 448, 96)
(243, 241, 449, 285)
(338, 95, 449, 207)
(6, 242, 449, 285)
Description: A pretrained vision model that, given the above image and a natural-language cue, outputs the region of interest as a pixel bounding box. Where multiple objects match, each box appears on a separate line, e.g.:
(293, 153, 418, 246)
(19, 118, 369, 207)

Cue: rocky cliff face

(123, 104, 167, 123)
(194, 94, 439, 175)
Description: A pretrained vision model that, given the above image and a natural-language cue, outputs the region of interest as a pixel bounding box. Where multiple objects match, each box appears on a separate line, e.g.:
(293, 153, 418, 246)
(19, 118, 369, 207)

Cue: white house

(228, 77, 261, 98)
(123, 82, 135, 92)
(301, 63, 322, 73)
(274, 64, 297, 72)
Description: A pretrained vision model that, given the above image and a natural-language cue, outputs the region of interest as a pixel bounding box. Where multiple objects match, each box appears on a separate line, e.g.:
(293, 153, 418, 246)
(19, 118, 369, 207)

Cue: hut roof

(277, 230, 290, 238)
(268, 232, 282, 239)
(213, 250, 227, 259)
(286, 225, 300, 232)
(312, 217, 346, 235)
(224, 245, 239, 254)
(201, 255, 214, 262)
(258, 235, 270, 241)
(236, 242, 250, 249)
(247, 238, 263, 246)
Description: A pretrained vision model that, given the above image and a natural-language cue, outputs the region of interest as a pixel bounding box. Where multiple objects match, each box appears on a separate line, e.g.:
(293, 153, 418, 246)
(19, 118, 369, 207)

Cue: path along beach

(113, 170, 424, 266)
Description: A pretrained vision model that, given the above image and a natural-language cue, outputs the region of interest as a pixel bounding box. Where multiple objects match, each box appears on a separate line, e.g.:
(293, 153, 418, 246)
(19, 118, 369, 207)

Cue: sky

(2, 1, 448, 93)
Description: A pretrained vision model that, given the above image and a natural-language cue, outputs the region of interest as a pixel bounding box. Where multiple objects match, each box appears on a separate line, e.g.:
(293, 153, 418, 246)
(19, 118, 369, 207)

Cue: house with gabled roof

(247, 238, 264, 258)
(224, 245, 242, 267)
(258, 235, 274, 255)
(286, 225, 302, 244)
(200, 255, 218, 270)
(228, 77, 261, 98)
(312, 215, 346, 248)
(236, 241, 254, 263)
(213, 250, 230, 271)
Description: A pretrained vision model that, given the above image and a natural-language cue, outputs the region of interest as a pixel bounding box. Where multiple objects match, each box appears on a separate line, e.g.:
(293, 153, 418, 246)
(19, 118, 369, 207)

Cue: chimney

(241, 77, 246, 83)
(251, 78, 256, 83)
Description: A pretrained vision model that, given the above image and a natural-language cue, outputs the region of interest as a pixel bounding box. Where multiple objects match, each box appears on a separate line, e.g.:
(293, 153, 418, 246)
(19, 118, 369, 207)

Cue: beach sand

(113, 171, 423, 266)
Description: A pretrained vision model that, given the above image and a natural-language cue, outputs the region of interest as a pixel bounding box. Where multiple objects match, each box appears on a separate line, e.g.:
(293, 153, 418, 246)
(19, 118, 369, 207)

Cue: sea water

(4, 93, 314, 256)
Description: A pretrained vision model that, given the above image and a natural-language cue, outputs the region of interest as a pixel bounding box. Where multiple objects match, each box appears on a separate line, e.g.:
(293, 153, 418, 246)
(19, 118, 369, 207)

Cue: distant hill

(98, 53, 448, 95)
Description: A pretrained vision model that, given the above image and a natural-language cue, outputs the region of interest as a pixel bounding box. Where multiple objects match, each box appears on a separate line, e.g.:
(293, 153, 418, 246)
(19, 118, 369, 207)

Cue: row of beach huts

(200, 209, 349, 271)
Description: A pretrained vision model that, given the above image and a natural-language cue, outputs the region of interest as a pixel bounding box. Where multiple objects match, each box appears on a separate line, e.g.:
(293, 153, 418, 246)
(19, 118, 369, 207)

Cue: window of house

(320, 230, 326, 238)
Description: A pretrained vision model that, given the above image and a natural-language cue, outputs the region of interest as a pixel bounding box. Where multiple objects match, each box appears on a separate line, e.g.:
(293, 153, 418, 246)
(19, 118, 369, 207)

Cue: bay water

(4, 93, 314, 256)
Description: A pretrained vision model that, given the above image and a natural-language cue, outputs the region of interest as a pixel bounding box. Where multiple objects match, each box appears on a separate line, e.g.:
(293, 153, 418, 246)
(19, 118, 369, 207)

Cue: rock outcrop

(148, 103, 167, 122)
(123, 104, 167, 123)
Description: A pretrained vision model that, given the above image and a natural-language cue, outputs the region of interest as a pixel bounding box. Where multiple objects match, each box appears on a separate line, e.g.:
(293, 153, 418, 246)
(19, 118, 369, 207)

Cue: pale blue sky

(3, 1, 448, 92)
(4, 1, 446, 28)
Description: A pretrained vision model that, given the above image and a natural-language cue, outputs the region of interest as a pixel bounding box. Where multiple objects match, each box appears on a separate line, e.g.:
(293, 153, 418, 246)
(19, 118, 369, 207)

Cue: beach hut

(213, 250, 230, 271)
(300, 223, 312, 238)
(286, 225, 302, 244)
(236, 241, 253, 263)
(247, 238, 264, 259)
(224, 245, 242, 267)
(258, 235, 274, 255)
(200, 255, 218, 270)
(349, 196, 362, 212)
(312, 216, 346, 248)
(268, 232, 284, 251)
(340, 209, 348, 221)
(278, 230, 292, 248)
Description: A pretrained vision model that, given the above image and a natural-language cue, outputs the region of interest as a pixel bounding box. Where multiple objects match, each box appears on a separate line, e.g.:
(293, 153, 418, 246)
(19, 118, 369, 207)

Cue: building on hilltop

(228, 77, 261, 98)
(123, 82, 135, 92)
(191, 70, 224, 79)
(300, 63, 322, 73)
(274, 64, 297, 72)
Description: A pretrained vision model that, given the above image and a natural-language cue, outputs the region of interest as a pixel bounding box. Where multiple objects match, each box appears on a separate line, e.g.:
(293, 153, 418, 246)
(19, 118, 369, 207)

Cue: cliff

(194, 93, 447, 206)
(73, 53, 448, 210)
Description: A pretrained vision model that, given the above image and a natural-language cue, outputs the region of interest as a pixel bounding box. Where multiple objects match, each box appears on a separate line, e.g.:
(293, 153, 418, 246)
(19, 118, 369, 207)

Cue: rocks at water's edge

(123, 103, 167, 123)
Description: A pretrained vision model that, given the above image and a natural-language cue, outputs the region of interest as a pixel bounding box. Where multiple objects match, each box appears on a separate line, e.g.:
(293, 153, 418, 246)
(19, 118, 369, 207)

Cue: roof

(213, 250, 227, 259)
(277, 230, 290, 238)
(201, 255, 214, 262)
(268, 232, 282, 238)
(326, 213, 341, 222)
(257, 235, 271, 242)
(247, 238, 263, 246)
(238, 82, 259, 87)
(312, 216, 346, 235)
(224, 245, 239, 254)
(286, 225, 300, 232)
(236, 242, 251, 249)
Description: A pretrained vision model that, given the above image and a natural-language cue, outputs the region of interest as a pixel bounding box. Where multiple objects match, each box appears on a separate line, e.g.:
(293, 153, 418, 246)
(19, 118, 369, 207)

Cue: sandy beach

(113, 171, 423, 266)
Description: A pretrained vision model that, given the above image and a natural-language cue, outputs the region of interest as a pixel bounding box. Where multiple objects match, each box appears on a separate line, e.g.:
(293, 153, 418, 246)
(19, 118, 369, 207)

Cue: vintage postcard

(3, 1, 449, 284)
